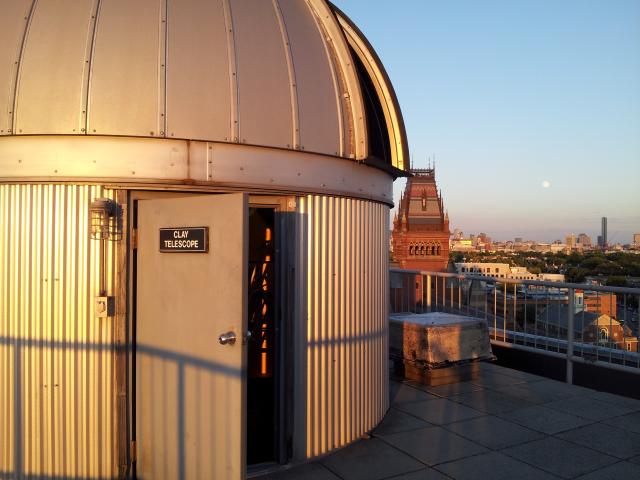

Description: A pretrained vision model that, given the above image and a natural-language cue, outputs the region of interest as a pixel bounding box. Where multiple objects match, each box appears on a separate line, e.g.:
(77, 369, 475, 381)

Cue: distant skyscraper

(578, 233, 591, 248)
(633, 233, 640, 245)
(600, 217, 608, 248)
(565, 233, 576, 249)
(515, 237, 523, 244)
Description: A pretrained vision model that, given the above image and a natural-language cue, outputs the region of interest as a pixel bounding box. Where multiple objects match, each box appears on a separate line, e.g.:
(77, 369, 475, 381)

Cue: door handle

(218, 331, 236, 345)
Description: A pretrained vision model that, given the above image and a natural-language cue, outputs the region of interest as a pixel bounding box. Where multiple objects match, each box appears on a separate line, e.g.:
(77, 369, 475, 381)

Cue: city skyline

(448, 218, 638, 245)
(448, 220, 638, 245)
(338, 0, 640, 241)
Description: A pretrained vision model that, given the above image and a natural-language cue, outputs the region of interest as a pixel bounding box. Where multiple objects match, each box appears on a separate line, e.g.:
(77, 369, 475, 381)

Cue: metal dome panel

(0, 0, 31, 136)
(15, 0, 94, 135)
(165, 0, 232, 141)
(279, 0, 342, 155)
(334, 6, 410, 172)
(233, 0, 292, 149)
(88, 0, 164, 137)
(0, 0, 408, 171)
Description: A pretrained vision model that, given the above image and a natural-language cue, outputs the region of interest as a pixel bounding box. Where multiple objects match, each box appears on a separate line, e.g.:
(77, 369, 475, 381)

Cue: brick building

(536, 305, 637, 352)
(391, 167, 450, 272)
(576, 290, 617, 318)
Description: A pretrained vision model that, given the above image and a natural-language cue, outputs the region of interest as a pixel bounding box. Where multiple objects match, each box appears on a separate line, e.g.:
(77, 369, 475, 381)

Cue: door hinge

(131, 228, 138, 250)
(130, 440, 137, 462)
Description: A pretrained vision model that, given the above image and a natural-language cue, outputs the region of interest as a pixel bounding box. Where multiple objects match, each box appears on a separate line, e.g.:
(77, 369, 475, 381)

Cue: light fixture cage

(90, 198, 122, 241)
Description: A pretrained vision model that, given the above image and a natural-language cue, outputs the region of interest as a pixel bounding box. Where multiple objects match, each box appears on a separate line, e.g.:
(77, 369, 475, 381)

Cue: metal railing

(390, 268, 640, 383)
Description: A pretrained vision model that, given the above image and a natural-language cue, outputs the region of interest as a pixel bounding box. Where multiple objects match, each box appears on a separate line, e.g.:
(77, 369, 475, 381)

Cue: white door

(136, 193, 247, 479)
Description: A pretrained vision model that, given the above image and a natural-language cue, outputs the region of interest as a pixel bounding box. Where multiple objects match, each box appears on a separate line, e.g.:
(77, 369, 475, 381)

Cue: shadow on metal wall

(1, 336, 241, 480)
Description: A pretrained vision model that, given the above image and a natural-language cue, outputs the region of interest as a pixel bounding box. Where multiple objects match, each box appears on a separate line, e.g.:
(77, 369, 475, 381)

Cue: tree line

(450, 250, 640, 286)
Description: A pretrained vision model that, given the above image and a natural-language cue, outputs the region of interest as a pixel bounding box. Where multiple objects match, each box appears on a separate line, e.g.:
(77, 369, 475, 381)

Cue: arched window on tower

(598, 328, 609, 344)
(431, 245, 436, 255)
(409, 244, 414, 255)
(420, 243, 425, 255)
(421, 190, 427, 211)
(436, 245, 441, 256)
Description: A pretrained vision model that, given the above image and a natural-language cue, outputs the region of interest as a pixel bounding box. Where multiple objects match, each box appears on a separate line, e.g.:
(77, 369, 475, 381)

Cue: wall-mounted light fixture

(90, 198, 122, 241)
(90, 197, 120, 318)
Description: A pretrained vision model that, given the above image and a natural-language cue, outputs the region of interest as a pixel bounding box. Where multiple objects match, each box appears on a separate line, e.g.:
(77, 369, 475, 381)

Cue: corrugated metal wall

(0, 186, 391, 472)
(0, 184, 118, 478)
(296, 195, 389, 459)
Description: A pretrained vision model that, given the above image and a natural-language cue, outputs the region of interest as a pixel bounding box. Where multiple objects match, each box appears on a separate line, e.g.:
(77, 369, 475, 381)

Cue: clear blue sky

(336, 0, 640, 243)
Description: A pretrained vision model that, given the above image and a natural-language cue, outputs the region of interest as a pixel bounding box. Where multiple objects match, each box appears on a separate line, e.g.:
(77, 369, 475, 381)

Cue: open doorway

(132, 192, 293, 476)
(247, 207, 278, 465)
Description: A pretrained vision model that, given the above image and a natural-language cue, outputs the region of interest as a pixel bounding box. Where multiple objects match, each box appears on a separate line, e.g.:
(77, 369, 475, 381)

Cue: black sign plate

(159, 227, 209, 253)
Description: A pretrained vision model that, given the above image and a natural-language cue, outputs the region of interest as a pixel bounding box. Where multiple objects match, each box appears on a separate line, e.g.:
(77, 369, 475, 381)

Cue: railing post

(426, 274, 432, 312)
(567, 287, 575, 384)
(493, 284, 497, 340)
(405, 274, 410, 313)
(503, 282, 507, 342)
(450, 277, 454, 311)
(443, 276, 447, 311)
(434, 273, 438, 311)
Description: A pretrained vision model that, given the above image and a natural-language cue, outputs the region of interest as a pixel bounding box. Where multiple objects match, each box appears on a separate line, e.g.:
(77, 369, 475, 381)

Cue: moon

(541, 180, 551, 188)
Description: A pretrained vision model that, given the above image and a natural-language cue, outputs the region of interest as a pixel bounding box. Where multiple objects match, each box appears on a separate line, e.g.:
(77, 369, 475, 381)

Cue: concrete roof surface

(253, 362, 640, 480)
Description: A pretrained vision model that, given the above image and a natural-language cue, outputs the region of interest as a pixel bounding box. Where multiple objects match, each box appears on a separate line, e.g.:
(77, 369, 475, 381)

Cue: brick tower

(392, 167, 450, 271)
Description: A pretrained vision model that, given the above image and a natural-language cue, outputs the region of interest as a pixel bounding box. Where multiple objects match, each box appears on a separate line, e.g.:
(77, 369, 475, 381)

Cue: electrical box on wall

(95, 296, 115, 318)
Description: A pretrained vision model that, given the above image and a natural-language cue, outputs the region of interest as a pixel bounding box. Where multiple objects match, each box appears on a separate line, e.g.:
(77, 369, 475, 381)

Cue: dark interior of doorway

(247, 207, 278, 465)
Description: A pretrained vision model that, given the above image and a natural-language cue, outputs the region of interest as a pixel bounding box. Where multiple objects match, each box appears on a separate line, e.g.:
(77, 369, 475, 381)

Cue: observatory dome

(0, 0, 408, 173)
(1, 2, 404, 473)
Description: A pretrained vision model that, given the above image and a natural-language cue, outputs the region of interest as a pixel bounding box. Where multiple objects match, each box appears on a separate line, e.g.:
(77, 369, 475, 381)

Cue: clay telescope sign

(159, 227, 209, 253)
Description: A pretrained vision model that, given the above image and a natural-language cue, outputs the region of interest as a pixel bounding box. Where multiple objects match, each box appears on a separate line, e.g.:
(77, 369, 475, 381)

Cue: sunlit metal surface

(0, 0, 381, 163)
(334, 7, 410, 171)
(296, 195, 389, 459)
(0, 184, 118, 478)
(0, 137, 393, 204)
(0, 0, 407, 473)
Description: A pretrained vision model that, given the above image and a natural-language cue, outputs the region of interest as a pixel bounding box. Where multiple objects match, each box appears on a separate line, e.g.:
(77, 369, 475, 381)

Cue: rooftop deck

(256, 363, 640, 480)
